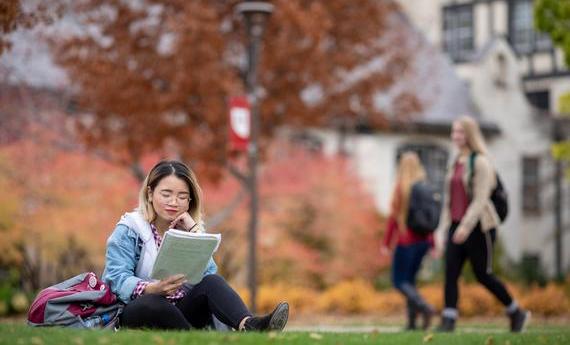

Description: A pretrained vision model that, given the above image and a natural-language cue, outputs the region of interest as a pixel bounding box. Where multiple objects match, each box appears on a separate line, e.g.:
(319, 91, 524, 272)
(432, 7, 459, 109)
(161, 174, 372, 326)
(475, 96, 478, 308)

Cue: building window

(443, 4, 474, 62)
(522, 156, 541, 214)
(525, 90, 550, 111)
(509, 0, 552, 54)
(396, 143, 449, 195)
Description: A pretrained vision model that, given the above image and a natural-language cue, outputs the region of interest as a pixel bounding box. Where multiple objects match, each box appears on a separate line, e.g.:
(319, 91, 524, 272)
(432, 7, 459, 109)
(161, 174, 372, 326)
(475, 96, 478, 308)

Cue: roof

(389, 13, 482, 125)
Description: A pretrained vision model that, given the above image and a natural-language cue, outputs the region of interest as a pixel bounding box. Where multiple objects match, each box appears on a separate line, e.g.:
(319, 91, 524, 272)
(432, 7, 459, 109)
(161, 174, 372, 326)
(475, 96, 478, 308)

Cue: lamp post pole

(237, 1, 273, 313)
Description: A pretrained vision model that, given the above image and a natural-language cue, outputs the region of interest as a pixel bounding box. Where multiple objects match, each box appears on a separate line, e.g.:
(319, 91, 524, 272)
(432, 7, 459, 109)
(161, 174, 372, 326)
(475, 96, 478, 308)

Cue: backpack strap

(468, 151, 477, 199)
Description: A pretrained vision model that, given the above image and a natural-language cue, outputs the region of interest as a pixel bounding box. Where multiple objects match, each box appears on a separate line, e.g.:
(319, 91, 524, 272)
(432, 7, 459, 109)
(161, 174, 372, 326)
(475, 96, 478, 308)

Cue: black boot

(405, 300, 417, 331)
(436, 316, 455, 332)
(400, 283, 434, 330)
(243, 302, 289, 332)
(508, 308, 530, 333)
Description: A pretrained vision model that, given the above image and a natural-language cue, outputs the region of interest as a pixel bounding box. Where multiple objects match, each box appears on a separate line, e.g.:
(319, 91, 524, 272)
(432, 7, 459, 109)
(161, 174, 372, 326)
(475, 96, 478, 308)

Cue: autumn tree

(0, 0, 61, 56)
(53, 0, 421, 182)
(204, 139, 389, 288)
(0, 86, 137, 291)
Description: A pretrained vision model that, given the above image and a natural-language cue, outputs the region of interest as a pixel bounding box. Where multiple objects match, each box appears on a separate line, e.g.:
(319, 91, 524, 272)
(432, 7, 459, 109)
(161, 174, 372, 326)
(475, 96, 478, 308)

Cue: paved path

(287, 325, 508, 333)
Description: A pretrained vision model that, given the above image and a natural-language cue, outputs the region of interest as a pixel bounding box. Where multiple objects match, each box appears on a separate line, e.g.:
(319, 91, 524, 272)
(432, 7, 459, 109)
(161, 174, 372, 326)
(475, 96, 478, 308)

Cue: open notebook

(150, 229, 221, 284)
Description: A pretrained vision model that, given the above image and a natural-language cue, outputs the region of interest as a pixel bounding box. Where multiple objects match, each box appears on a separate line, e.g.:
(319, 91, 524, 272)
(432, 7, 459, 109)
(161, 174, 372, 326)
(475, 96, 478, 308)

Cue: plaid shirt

(131, 224, 186, 303)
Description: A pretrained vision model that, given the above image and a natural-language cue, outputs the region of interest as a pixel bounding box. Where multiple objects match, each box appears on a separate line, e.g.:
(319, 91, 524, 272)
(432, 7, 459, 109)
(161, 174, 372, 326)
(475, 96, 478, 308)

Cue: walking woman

(103, 160, 289, 331)
(435, 116, 529, 332)
(381, 152, 435, 330)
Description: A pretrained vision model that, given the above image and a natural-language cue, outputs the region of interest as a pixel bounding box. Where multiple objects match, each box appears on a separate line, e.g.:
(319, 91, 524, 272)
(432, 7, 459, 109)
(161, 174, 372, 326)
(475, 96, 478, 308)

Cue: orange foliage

(235, 283, 320, 316)
(520, 283, 570, 316)
(240, 281, 570, 317)
(0, 1, 61, 56)
(51, 0, 421, 181)
(205, 141, 388, 288)
(316, 280, 380, 314)
(0, 121, 137, 271)
(0, 91, 138, 273)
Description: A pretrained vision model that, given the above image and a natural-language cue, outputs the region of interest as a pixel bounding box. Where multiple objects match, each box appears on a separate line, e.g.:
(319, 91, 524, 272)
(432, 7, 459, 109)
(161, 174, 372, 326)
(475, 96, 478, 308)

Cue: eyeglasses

(157, 192, 191, 204)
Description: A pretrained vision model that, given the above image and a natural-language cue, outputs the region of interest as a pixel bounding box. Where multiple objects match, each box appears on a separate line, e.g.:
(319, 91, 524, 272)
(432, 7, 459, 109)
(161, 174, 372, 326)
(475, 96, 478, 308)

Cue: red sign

(228, 96, 250, 152)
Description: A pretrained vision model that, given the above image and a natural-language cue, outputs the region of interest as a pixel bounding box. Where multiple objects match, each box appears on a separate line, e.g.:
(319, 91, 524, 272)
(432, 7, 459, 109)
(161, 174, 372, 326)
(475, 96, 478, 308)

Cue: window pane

(443, 4, 474, 62)
(525, 90, 550, 111)
(522, 156, 541, 214)
(510, 0, 552, 53)
(396, 144, 449, 195)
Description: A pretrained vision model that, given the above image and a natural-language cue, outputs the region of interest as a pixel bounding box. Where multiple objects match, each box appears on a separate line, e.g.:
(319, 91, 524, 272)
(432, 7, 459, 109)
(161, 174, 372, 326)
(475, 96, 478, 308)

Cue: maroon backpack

(27, 272, 123, 329)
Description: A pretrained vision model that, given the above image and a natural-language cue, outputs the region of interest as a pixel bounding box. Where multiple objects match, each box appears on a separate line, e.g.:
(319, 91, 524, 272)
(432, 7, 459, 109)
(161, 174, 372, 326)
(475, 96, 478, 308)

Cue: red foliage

(204, 140, 389, 288)
(0, 107, 138, 270)
(50, 0, 421, 181)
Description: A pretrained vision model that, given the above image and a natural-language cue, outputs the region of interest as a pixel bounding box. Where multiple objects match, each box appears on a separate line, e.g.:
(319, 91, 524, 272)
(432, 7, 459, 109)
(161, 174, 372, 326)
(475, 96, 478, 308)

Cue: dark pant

(444, 222, 513, 311)
(120, 274, 251, 330)
(392, 240, 431, 326)
(391, 241, 430, 290)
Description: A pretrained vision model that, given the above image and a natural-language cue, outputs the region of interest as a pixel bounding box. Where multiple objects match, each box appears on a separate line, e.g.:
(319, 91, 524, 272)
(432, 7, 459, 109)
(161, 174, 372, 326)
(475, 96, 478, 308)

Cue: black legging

(444, 222, 513, 310)
(120, 274, 251, 330)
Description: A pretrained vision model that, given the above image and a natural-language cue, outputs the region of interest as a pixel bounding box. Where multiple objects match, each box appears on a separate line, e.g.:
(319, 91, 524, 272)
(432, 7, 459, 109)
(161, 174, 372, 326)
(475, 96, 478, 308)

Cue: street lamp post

(237, 0, 273, 313)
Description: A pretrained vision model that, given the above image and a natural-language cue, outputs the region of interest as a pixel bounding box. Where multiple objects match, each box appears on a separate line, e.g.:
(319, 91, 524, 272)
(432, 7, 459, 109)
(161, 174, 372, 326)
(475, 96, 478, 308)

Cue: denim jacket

(102, 223, 217, 304)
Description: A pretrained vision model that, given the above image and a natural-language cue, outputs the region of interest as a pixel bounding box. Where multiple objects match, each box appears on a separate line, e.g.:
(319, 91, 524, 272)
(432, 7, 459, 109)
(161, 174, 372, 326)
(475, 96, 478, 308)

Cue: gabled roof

(382, 13, 500, 136)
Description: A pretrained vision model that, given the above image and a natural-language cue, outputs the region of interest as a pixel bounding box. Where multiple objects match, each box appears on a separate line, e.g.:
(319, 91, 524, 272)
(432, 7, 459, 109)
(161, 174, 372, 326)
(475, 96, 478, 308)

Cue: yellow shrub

(233, 284, 318, 316)
(520, 284, 570, 316)
(234, 287, 250, 308)
(10, 292, 29, 313)
(458, 283, 502, 317)
(419, 285, 444, 311)
(236, 280, 570, 317)
(316, 280, 380, 314)
(374, 290, 405, 314)
(258, 284, 319, 315)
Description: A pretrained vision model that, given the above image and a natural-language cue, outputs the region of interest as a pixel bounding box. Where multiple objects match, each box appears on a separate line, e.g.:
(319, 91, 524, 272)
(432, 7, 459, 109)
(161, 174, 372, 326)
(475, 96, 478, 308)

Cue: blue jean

(391, 241, 430, 291)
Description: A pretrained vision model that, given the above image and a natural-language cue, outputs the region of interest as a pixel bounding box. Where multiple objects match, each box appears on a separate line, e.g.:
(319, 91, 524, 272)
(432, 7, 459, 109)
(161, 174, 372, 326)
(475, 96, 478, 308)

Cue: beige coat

(435, 153, 501, 250)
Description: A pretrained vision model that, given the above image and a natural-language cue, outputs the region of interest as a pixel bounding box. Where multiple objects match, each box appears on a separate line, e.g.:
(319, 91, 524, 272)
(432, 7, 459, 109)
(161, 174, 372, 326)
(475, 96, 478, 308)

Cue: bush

(419, 284, 444, 311)
(10, 292, 29, 314)
(458, 283, 503, 317)
(315, 280, 380, 314)
(236, 280, 570, 317)
(0, 300, 7, 317)
(258, 284, 319, 315)
(520, 283, 570, 316)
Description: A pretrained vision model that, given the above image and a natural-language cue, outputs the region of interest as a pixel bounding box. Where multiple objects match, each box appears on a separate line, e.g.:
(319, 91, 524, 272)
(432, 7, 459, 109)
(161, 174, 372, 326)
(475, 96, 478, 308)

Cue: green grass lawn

(1, 323, 569, 345)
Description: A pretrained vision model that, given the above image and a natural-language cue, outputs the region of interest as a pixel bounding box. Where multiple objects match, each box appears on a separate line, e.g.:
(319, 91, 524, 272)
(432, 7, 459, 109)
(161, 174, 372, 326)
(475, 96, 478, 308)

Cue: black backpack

(468, 153, 508, 223)
(406, 181, 441, 236)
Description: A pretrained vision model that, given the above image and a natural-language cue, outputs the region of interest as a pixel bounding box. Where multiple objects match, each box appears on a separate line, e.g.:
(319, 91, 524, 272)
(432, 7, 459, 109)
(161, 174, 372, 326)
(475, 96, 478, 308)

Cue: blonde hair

(391, 151, 426, 231)
(138, 160, 203, 224)
(455, 116, 488, 155)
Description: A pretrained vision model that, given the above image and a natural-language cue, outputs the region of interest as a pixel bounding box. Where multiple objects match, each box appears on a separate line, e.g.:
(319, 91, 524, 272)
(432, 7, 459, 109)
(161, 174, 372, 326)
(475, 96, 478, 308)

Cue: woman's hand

(145, 274, 187, 296)
(379, 245, 391, 256)
(452, 227, 469, 244)
(430, 247, 443, 259)
(170, 212, 197, 232)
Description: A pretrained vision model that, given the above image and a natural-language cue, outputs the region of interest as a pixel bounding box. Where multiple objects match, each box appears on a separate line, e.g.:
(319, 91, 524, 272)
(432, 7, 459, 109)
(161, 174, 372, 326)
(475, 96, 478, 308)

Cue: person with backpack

(380, 152, 436, 330)
(435, 116, 530, 332)
(102, 160, 289, 331)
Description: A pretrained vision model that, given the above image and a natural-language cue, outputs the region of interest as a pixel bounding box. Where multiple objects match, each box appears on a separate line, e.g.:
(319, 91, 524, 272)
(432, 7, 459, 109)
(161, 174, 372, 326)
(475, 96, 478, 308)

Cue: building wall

(396, 0, 570, 113)
(311, 129, 451, 215)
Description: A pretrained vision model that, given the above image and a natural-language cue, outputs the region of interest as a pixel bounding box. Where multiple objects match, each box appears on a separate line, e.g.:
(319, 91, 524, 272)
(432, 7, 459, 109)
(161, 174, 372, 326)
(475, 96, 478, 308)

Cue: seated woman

(102, 160, 289, 331)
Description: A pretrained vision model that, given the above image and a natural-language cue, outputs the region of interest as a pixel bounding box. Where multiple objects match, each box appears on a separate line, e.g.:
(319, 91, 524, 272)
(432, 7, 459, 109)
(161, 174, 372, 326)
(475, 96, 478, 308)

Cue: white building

(397, 0, 569, 113)
(306, 0, 570, 278)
